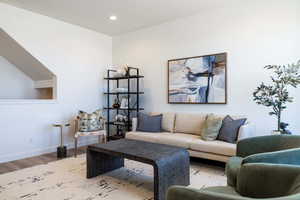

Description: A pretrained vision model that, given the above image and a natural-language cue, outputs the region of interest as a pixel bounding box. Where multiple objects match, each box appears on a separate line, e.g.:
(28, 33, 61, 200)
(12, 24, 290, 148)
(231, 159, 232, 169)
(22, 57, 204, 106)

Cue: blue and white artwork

(168, 53, 227, 104)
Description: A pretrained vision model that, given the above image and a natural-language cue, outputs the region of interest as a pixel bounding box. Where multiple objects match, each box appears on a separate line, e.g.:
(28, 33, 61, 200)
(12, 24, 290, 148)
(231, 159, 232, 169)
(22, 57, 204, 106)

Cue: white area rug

(0, 154, 226, 200)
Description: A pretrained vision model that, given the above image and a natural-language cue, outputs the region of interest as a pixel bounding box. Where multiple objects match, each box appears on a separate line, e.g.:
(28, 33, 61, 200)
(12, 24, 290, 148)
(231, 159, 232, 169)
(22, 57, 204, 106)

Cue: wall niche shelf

(0, 28, 57, 100)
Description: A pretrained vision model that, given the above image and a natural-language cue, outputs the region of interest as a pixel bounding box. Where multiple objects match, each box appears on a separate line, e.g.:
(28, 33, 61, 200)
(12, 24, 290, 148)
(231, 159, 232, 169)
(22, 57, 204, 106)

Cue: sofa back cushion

(174, 113, 207, 135)
(150, 112, 175, 132)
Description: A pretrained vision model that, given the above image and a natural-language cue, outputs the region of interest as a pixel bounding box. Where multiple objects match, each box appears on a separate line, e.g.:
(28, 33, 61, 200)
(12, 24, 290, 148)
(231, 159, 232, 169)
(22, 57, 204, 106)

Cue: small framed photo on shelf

(120, 97, 129, 108)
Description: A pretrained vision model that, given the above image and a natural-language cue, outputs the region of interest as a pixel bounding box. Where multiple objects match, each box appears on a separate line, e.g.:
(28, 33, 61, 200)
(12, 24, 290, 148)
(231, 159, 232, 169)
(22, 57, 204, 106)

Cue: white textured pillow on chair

(77, 109, 104, 132)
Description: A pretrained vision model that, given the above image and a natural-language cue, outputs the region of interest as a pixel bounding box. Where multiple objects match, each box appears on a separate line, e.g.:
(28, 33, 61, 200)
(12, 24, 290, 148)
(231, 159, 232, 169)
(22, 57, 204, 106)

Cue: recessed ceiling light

(109, 15, 117, 21)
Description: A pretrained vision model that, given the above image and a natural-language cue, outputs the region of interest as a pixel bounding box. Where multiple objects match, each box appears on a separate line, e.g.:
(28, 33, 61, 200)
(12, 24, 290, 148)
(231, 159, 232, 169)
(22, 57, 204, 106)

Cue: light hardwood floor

(0, 146, 87, 175)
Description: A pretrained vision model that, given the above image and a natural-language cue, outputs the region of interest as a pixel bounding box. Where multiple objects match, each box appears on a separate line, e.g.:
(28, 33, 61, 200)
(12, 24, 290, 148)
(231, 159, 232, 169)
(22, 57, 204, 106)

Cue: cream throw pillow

(201, 114, 223, 141)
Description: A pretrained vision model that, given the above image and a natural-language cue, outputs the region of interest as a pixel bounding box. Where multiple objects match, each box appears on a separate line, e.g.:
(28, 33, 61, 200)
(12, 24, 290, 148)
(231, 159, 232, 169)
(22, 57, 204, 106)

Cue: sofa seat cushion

(126, 131, 200, 148)
(190, 139, 236, 156)
(126, 131, 162, 143)
(157, 133, 200, 148)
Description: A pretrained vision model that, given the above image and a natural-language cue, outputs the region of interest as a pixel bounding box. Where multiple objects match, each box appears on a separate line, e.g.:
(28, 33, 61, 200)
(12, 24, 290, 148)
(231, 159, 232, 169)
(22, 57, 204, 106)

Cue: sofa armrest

(237, 123, 256, 141)
(132, 117, 138, 132)
(237, 135, 300, 157)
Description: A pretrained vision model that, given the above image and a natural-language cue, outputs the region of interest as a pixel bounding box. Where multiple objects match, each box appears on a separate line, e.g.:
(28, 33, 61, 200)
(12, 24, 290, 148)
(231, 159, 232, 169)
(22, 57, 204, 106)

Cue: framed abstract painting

(168, 53, 227, 104)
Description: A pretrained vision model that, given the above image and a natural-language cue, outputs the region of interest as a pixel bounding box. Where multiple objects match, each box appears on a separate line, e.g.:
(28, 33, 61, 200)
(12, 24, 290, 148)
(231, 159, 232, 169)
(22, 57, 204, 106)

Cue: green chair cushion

(167, 185, 300, 200)
(237, 163, 300, 198)
(167, 186, 246, 200)
(243, 148, 300, 165)
(226, 156, 243, 187)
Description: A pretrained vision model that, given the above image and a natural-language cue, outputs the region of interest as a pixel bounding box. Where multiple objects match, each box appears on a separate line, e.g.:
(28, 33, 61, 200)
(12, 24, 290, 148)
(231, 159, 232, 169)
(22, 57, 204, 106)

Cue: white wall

(0, 28, 54, 81)
(113, 0, 300, 135)
(0, 56, 39, 99)
(0, 3, 112, 162)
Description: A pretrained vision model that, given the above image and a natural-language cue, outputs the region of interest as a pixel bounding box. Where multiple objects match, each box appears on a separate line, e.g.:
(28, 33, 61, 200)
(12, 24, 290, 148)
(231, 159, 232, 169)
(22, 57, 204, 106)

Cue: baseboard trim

(0, 138, 98, 163)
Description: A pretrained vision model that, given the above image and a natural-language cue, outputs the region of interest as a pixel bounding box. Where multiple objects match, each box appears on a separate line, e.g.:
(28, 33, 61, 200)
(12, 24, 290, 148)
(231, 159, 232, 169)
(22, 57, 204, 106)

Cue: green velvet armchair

(226, 135, 300, 187)
(167, 162, 300, 200)
(166, 135, 300, 200)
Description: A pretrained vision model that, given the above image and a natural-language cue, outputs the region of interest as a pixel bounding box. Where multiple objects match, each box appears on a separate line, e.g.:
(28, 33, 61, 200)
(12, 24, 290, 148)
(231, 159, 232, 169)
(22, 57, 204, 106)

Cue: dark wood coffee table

(87, 139, 190, 200)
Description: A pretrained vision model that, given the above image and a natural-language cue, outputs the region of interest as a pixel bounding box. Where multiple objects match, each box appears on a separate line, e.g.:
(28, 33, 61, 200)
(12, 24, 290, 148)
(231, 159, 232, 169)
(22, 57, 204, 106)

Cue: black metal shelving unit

(104, 67, 144, 140)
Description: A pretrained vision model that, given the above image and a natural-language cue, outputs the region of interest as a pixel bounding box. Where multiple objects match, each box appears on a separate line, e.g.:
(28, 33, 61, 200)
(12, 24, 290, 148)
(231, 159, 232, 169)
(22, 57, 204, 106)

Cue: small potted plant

(253, 60, 300, 134)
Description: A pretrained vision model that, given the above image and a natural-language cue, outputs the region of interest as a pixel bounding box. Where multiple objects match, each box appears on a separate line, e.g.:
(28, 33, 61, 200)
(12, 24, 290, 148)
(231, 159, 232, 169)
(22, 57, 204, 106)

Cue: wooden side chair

(74, 118, 107, 157)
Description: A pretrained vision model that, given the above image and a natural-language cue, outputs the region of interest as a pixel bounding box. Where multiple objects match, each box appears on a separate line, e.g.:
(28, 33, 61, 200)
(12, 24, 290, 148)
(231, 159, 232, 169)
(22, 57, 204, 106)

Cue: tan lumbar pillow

(201, 114, 223, 141)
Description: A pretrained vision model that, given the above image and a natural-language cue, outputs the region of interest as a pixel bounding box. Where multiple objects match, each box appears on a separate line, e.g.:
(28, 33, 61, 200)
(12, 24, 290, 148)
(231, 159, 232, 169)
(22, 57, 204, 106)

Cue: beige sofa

(125, 112, 256, 162)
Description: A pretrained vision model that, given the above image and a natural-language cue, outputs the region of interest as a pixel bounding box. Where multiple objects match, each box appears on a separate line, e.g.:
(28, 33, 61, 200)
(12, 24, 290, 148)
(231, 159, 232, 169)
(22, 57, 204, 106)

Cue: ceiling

(0, 0, 232, 36)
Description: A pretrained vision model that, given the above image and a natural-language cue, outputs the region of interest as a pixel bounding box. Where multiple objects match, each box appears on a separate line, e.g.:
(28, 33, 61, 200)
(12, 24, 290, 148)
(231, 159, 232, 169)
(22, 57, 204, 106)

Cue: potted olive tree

(253, 60, 300, 134)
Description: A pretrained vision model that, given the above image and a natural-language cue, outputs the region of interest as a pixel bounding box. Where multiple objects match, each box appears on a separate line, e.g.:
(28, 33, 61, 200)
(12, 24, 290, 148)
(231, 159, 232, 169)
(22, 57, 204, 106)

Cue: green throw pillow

(201, 114, 223, 141)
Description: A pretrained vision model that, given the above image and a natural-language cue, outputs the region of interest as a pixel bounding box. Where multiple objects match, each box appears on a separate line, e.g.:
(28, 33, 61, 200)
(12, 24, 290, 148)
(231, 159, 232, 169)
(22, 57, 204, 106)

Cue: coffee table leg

(153, 151, 190, 200)
(87, 148, 124, 178)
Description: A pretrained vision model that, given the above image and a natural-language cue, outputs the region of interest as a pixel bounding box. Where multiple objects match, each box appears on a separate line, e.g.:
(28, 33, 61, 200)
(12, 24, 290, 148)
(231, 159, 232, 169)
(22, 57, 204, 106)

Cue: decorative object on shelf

(120, 96, 129, 108)
(53, 122, 70, 158)
(108, 65, 130, 77)
(253, 60, 300, 133)
(168, 53, 227, 104)
(113, 87, 128, 93)
(114, 114, 128, 138)
(112, 98, 120, 108)
(115, 114, 128, 123)
(104, 67, 144, 140)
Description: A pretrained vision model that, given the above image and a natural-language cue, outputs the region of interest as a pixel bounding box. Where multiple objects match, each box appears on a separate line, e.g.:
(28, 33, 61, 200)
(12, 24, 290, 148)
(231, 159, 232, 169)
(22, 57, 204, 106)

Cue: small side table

(53, 123, 70, 158)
